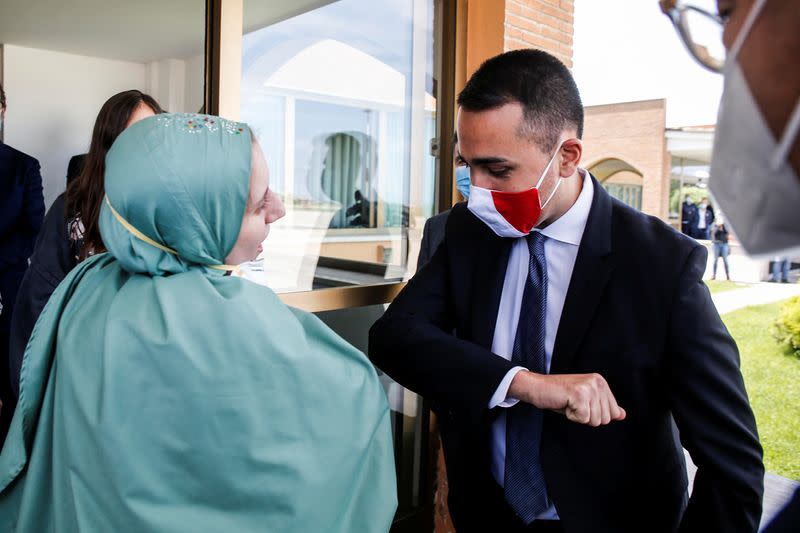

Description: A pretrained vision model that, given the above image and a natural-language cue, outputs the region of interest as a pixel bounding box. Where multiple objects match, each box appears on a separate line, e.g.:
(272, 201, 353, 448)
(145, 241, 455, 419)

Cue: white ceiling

(244, 1, 334, 35)
(666, 129, 714, 164)
(0, 0, 334, 63)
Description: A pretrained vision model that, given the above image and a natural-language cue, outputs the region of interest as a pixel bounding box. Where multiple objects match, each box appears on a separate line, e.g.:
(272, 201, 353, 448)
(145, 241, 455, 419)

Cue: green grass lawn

(706, 280, 752, 294)
(722, 300, 800, 480)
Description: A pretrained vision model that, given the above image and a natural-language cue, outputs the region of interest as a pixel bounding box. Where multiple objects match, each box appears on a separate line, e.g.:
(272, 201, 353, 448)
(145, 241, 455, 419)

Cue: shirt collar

(535, 168, 593, 246)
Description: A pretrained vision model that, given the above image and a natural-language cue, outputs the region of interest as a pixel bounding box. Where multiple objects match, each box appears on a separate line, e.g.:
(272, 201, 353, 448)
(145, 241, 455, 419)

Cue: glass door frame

(203, 0, 458, 314)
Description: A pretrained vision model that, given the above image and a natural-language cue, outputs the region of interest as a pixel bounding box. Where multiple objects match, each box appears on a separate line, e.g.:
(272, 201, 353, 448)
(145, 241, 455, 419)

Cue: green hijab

(0, 113, 397, 532)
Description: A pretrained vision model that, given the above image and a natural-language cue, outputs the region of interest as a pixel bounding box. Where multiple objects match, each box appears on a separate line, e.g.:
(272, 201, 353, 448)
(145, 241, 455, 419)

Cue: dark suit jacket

(417, 210, 451, 270)
(0, 142, 43, 443)
(66, 154, 86, 186)
(681, 202, 697, 235)
(0, 143, 44, 272)
(9, 193, 78, 397)
(369, 178, 764, 533)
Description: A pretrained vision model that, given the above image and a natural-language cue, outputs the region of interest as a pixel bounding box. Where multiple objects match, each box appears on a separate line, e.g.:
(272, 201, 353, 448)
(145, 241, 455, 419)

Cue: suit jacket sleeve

(22, 158, 45, 246)
(0, 155, 44, 268)
(667, 245, 764, 533)
(369, 234, 515, 425)
(416, 217, 434, 271)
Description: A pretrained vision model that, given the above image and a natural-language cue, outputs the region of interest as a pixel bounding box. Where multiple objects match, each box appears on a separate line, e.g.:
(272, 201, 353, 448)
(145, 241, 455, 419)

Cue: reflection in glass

(241, 2, 442, 525)
(241, 0, 438, 294)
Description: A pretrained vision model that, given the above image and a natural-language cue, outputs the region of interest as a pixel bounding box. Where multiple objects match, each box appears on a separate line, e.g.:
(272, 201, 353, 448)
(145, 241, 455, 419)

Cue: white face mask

(235, 258, 269, 286)
(467, 141, 564, 238)
(709, 0, 800, 258)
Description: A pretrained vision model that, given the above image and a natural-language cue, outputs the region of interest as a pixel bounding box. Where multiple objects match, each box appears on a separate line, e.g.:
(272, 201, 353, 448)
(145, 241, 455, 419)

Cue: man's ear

(559, 138, 582, 177)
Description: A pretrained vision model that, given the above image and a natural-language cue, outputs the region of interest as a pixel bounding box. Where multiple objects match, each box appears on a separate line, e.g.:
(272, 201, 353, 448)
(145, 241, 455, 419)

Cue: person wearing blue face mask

(662, 1, 800, 531)
(371, 49, 763, 533)
(455, 161, 472, 200)
(417, 133, 471, 269)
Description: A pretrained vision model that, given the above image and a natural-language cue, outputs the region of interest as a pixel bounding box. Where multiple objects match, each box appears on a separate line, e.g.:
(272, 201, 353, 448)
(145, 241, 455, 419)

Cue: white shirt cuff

(488, 366, 527, 408)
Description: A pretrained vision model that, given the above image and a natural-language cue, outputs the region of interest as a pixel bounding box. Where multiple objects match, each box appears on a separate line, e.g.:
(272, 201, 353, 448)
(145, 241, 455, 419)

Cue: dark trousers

(693, 226, 710, 240)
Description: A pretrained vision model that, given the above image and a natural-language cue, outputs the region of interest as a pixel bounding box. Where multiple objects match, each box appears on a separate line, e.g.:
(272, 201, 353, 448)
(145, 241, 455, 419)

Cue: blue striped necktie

(504, 231, 550, 524)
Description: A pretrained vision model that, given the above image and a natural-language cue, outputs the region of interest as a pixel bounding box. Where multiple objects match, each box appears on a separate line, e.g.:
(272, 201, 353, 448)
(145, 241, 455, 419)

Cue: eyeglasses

(659, 0, 726, 73)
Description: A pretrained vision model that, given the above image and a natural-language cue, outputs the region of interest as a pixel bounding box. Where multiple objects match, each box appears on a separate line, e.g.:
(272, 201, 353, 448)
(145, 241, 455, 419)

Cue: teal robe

(0, 114, 397, 532)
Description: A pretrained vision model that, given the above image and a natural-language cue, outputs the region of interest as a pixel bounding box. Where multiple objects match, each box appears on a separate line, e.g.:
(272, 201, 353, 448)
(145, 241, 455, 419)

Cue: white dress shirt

(487, 169, 594, 520)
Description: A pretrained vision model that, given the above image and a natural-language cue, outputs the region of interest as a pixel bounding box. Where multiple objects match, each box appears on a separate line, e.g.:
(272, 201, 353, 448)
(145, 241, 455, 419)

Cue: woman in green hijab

(0, 114, 397, 532)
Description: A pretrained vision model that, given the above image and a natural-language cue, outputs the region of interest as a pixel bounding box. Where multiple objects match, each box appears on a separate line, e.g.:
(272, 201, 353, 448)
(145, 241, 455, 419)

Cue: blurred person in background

(711, 218, 731, 280)
(680, 194, 696, 236)
(693, 196, 714, 239)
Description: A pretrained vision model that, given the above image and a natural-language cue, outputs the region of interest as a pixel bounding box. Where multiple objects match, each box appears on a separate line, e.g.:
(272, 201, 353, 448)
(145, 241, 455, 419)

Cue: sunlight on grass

(706, 280, 752, 294)
(723, 300, 800, 480)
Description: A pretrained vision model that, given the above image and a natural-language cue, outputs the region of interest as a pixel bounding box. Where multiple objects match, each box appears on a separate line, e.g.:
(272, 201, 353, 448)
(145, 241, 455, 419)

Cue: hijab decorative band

(104, 195, 240, 273)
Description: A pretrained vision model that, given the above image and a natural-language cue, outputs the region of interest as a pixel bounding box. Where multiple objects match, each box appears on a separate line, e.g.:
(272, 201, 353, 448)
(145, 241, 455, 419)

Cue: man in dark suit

(369, 50, 763, 533)
(0, 83, 45, 442)
(418, 211, 450, 270)
(680, 195, 697, 237)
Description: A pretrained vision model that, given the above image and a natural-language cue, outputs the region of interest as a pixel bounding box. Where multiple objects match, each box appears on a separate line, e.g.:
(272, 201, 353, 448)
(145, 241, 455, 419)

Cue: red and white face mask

(467, 142, 563, 238)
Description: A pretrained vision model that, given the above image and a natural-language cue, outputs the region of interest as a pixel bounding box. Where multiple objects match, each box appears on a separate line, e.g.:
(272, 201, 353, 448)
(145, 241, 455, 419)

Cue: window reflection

(241, 0, 437, 293)
(604, 182, 643, 211)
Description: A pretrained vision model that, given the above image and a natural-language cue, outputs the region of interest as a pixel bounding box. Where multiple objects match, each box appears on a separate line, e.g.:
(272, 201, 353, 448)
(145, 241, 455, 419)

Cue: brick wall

(582, 99, 670, 219)
(504, 0, 574, 68)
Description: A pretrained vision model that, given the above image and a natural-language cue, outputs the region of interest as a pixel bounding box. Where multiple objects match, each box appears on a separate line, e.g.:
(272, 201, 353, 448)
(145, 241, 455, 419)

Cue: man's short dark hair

(0, 83, 5, 110)
(457, 49, 583, 153)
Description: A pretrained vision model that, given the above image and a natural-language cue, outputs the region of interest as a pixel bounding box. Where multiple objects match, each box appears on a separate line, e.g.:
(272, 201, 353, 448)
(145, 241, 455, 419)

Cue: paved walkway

(711, 282, 800, 315)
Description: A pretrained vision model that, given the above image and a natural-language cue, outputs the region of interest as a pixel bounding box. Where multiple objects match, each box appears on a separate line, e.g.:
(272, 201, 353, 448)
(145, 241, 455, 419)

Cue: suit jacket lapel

(551, 176, 615, 374)
(461, 208, 513, 350)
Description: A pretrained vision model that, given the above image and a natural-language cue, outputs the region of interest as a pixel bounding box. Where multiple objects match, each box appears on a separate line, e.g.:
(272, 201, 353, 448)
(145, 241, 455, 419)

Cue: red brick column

(504, 0, 574, 68)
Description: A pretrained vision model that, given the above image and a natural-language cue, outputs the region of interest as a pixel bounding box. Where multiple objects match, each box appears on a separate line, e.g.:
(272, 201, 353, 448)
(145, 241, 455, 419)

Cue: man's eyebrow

(471, 157, 512, 166)
(456, 150, 511, 166)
